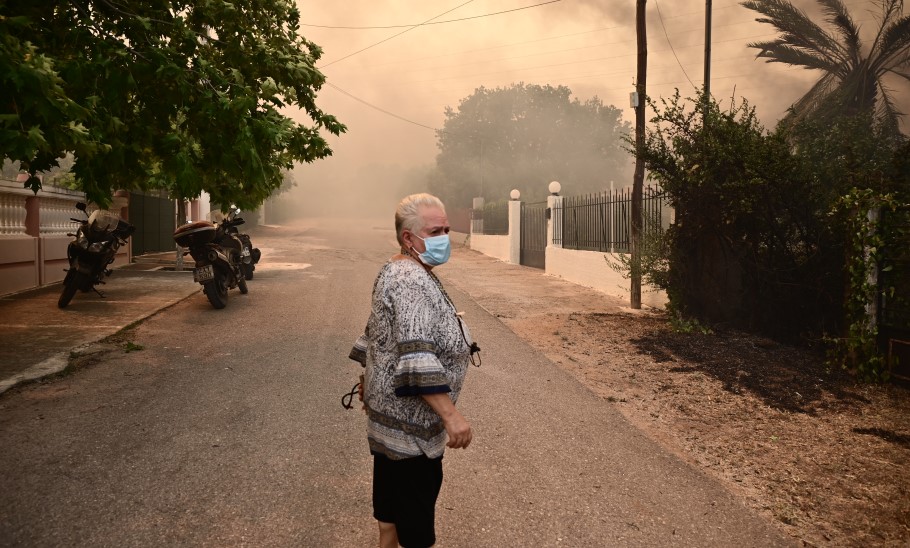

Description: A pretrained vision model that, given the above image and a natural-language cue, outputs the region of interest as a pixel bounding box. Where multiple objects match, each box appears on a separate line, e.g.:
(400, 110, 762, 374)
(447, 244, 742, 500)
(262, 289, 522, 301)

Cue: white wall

(468, 193, 668, 310)
(546, 246, 668, 309)
(469, 233, 510, 263)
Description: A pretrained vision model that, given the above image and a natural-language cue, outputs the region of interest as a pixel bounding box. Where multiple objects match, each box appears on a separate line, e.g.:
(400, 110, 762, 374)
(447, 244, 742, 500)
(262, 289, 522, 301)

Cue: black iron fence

(471, 200, 509, 235)
(553, 186, 669, 253)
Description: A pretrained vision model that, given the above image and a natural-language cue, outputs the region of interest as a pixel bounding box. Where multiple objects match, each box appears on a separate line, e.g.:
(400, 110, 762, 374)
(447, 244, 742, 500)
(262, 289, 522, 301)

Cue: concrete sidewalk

(0, 266, 199, 395)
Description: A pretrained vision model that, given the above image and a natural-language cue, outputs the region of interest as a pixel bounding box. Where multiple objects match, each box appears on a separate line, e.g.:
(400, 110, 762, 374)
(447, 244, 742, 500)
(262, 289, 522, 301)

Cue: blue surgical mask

(413, 234, 451, 266)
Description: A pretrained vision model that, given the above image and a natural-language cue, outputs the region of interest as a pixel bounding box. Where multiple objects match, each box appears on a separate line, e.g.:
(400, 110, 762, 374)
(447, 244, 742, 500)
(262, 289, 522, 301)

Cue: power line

(361, 16, 769, 74)
(371, 31, 781, 88)
(654, 0, 696, 90)
(369, 25, 626, 68)
(325, 82, 440, 132)
(319, 0, 476, 69)
(326, 59, 804, 134)
(303, 0, 562, 29)
(376, 51, 790, 93)
(319, 4, 880, 132)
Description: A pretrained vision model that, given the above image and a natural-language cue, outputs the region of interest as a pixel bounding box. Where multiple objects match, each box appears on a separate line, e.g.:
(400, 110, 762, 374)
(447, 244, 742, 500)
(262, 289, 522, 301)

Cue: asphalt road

(0, 219, 793, 547)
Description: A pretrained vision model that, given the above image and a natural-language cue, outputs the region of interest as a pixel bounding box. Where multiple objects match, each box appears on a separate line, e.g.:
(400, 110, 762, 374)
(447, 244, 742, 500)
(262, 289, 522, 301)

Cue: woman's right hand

(443, 411, 473, 449)
(421, 393, 473, 449)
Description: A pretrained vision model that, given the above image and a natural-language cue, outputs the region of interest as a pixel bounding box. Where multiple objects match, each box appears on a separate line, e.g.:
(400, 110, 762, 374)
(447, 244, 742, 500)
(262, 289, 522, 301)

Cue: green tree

(637, 91, 842, 339)
(0, 16, 102, 190)
(741, 0, 910, 134)
(429, 84, 631, 208)
(0, 0, 344, 208)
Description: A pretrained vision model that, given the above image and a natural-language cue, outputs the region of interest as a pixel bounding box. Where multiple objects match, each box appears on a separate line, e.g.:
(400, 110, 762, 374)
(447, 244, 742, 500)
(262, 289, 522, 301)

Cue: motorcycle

(58, 202, 136, 308)
(224, 207, 261, 280)
(174, 212, 248, 309)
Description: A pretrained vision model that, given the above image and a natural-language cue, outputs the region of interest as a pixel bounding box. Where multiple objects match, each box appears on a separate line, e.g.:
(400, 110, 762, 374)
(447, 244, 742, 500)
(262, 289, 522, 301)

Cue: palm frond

(817, 0, 863, 58)
(746, 0, 908, 133)
(868, 0, 905, 59)
(781, 72, 840, 127)
(741, 0, 848, 65)
(887, 66, 910, 82)
(876, 81, 904, 132)
(747, 40, 841, 72)
(871, 14, 910, 72)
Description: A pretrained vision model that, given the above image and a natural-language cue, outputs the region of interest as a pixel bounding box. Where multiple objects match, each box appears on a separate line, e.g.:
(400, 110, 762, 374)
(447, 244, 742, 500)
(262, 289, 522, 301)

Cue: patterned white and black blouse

(350, 259, 474, 460)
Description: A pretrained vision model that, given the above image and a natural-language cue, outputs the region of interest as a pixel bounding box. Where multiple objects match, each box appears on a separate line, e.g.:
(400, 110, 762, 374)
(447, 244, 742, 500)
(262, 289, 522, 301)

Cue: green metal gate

(128, 190, 175, 255)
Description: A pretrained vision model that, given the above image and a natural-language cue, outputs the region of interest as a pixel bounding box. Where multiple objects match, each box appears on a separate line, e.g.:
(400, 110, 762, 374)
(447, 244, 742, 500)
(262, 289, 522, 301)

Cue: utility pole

(631, 0, 647, 310)
(704, 0, 712, 102)
(480, 138, 484, 199)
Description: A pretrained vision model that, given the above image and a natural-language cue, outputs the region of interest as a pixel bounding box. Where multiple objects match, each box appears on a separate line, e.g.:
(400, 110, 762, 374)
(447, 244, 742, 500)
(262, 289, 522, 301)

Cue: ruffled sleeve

(388, 267, 451, 397)
(349, 333, 368, 367)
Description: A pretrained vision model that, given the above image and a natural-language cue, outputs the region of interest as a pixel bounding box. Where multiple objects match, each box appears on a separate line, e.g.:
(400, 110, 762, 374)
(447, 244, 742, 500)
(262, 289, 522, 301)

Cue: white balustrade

(39, 197, 81, 235)
(0, 193, 27, 236)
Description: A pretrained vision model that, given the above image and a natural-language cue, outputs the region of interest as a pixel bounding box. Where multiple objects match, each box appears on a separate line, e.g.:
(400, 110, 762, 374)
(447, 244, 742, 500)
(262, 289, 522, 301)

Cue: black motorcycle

(174, 213, 248, 309)
(224, 207, 261, 280)
(58, 202, 136, 308)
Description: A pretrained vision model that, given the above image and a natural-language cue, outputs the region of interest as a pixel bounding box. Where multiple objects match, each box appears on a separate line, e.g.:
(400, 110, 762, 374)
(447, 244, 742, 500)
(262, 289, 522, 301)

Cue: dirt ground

(443, 247, 910, 548)
(507, 309, 910, 547)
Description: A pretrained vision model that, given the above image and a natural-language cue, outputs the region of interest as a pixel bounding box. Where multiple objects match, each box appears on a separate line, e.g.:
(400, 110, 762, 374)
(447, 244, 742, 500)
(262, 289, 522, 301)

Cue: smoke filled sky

(287, 0, 906, 213)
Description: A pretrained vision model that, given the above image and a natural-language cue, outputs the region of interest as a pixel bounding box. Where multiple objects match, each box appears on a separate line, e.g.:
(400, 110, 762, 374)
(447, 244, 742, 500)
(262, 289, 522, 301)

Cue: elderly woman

(349, 193, 478, 548)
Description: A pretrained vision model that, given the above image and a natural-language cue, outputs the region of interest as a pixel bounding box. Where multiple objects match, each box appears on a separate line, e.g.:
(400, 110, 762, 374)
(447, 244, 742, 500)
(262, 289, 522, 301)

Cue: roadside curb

(0, 353, 70, 395)
(0, 273, 201, 397)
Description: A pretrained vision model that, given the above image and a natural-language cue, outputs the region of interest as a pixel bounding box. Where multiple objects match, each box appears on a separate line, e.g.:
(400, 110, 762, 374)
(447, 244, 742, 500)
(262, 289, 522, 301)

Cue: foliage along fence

(880, 206, 910, 376)
(552, 185, 669, 253)
(472, 201, 509, 235)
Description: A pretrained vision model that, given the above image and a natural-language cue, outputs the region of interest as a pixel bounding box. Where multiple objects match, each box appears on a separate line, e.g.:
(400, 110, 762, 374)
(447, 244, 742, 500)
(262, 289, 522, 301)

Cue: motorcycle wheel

(58, 271, 86, 308)
(203, 275, 228, 309)
(238, 274, 249, 294)
(243, 263, 254, 280)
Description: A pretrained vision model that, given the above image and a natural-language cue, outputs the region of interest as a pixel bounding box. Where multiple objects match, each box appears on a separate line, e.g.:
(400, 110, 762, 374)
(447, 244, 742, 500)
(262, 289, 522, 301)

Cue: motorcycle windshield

(87, 209, 120, 233)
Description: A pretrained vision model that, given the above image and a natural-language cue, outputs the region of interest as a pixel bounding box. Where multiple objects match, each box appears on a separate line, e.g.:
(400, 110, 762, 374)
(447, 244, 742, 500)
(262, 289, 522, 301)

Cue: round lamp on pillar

(548, 181, 561, 196)
(510, 189, 521, 201)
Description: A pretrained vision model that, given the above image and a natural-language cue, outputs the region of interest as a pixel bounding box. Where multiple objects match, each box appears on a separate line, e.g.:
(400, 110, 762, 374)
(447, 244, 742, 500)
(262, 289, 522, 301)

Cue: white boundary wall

(469, 233, 510, 263)
(546, 246, 668, 308)
(470, 194, 668, 310)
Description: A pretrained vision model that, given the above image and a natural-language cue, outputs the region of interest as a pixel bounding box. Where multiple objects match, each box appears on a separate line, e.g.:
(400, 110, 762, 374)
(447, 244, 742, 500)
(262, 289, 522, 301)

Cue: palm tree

(741, 0, 910, 133)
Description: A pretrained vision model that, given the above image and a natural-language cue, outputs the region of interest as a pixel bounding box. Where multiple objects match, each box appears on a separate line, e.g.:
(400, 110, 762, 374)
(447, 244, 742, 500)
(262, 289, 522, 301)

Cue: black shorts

(372, 452, 444, 548)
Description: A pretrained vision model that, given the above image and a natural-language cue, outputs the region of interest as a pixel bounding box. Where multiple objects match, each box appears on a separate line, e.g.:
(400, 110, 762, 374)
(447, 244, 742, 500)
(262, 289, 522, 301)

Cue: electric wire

(325, 82, 440, 132)
(362, 15, 774, 73)
(655, 0, 697, 90)
(322, 3, 884, 133)
(374, 31, 781, 88)
(318, 0, 475, 69)
(368, 25, 626, 68)
(303, 0, 562, 29)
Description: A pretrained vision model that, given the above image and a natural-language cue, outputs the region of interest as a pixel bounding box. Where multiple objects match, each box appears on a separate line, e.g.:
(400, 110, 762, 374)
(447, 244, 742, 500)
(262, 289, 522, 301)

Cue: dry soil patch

(444, 248, 910, 547)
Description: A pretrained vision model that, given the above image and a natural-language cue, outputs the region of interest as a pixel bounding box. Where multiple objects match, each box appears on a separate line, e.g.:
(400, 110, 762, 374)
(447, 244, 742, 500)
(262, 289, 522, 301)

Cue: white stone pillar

(508, 200, 521, 265)
(547, 194, 562, 250)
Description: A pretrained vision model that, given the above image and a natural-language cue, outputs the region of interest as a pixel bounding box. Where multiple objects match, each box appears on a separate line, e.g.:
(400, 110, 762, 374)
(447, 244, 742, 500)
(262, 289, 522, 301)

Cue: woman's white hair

(395, 193, 446, 245)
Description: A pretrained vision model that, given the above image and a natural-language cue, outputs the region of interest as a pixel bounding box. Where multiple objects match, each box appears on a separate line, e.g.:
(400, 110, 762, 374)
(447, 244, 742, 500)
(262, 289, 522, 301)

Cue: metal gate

(128, 190, 175, 255)
(520, 201, 547, 269)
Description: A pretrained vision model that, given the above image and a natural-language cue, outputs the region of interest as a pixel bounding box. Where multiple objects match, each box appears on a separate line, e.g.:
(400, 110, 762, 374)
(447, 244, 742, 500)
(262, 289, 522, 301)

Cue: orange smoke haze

(281, 0, 906, 218)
